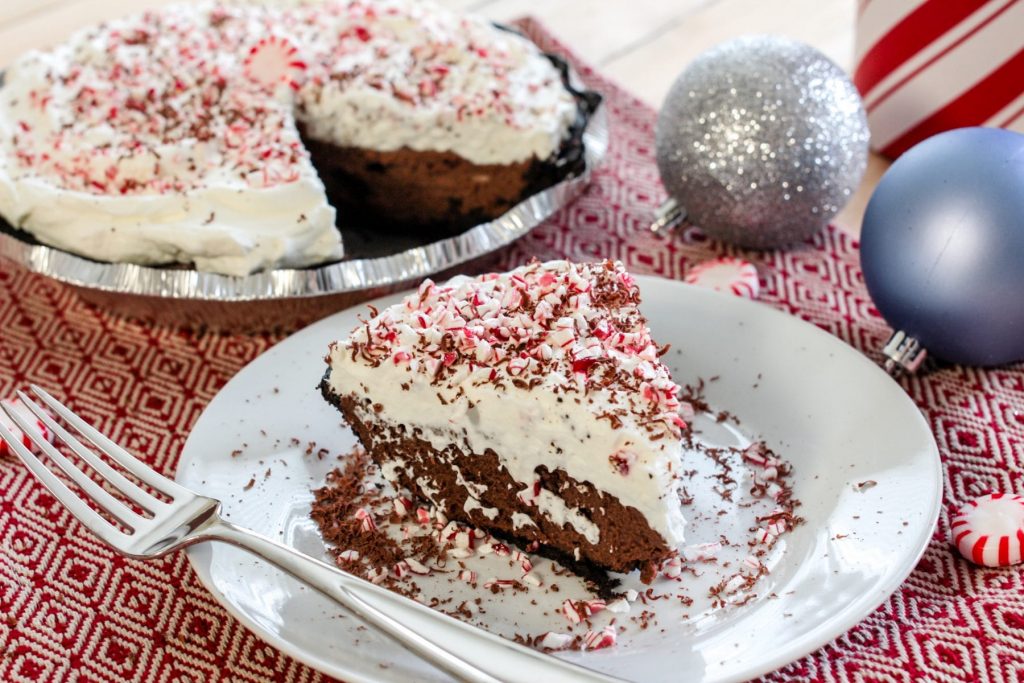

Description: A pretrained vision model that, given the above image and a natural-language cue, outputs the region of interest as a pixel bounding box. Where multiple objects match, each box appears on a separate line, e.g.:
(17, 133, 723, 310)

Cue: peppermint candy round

(243, 36, 307, 92)
(0, 398, 52, 457)
(951, 493, 1024, 567)
(684, 257, 760, 298)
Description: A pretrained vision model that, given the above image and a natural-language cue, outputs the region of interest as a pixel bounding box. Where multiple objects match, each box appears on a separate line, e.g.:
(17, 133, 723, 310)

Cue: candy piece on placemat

(0, 398, 52, 456)
(243, 36, 307, 91)
(951, 493, 1024, 567)
(684, 258, 760, 299)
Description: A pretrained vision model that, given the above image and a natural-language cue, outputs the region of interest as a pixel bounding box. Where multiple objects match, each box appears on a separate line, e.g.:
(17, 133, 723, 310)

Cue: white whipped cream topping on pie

(293, 1, 578, 165)
(326, 260, 688, 548)
(0, 0, 577, 276)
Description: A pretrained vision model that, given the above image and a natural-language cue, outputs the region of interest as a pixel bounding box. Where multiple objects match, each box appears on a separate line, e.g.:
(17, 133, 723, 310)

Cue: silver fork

(0, 386, 621, 683)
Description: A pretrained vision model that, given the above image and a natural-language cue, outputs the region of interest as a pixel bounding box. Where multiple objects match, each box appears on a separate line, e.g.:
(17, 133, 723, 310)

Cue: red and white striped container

(854, 0, 1024, 159)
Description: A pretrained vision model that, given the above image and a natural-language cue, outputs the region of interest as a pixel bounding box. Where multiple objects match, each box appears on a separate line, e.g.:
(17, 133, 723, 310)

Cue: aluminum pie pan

(0, 95, 606, 308)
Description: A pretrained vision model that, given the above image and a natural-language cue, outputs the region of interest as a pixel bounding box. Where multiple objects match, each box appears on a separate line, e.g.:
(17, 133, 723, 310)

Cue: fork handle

(201, 517, 620, 683)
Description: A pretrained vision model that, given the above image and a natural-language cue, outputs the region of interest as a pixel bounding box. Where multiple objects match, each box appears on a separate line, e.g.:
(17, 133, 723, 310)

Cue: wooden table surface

(0, 0, 889, 237)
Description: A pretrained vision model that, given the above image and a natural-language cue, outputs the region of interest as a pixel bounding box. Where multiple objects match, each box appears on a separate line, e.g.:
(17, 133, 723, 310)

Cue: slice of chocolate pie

(320, 260, 686, 581)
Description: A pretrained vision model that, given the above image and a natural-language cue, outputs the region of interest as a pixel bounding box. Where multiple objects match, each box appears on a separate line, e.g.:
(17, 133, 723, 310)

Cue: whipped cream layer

(326, 260, 687, 548)
(0, 0, 577, 275)
(293, 1, 578, 165)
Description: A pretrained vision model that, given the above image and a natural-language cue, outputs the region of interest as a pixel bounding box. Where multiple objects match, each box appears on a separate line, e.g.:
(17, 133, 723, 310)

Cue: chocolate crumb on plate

(310, 399, 801, 653)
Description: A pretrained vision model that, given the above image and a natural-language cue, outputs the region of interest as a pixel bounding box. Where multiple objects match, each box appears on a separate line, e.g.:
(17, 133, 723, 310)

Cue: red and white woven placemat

(0, 18, 1022, 682)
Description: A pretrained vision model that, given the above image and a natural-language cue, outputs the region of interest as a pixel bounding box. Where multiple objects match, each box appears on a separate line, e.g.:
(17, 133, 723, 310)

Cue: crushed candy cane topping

(337, 260, 686, 441)
(1, 0, 576, 197)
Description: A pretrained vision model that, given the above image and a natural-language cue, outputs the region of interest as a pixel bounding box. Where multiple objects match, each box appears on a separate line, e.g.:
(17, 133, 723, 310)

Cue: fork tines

(0, 385, 178, 546)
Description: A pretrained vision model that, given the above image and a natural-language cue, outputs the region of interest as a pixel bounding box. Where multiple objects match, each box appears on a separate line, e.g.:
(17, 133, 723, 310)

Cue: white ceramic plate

(177, 275, 942, 683)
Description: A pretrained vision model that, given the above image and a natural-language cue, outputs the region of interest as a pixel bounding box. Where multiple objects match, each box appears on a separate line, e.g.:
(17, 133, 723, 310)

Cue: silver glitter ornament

(655, 35, 869, 248)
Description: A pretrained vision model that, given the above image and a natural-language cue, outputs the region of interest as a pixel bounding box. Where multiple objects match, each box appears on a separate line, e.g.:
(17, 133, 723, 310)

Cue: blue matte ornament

(860, 127, 1024, 372)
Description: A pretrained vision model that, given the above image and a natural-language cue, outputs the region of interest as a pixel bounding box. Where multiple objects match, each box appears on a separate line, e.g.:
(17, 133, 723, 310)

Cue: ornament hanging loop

(881, 330, 927, 376)
(650, 198, 687, 234)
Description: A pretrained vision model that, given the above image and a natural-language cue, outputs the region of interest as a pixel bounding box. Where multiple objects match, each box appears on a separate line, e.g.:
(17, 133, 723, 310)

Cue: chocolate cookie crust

(320, 377, 670, 583)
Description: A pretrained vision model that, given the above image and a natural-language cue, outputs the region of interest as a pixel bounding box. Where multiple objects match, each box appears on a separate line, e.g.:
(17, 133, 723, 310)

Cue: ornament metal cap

(881, 330, 927, 376)
(650, 198, 687, 234)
